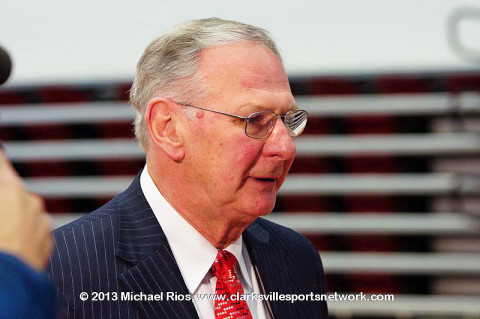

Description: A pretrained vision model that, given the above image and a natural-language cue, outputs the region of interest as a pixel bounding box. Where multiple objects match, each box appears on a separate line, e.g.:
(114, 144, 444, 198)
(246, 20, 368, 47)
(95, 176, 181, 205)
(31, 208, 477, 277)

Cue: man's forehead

(198, 42, 291, 94)
(239, 72, 291, 93)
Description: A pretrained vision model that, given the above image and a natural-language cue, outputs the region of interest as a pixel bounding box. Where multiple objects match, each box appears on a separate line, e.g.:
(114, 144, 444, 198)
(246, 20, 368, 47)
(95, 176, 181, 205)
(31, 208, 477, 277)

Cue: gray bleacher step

(51, 212, 480, 235)
(265, 212, 480, 235)
(24, 173, 480, 197)
(0, 102, 134, 126)
(4, 133, 480, 162)
(295, 133, 480, 156)
(320, 252, 480, 275)
(328, 294, 480, 317)
(280, 173, 480, 195)
(299, 91, 480, 116)
(5, 139, 144, 161)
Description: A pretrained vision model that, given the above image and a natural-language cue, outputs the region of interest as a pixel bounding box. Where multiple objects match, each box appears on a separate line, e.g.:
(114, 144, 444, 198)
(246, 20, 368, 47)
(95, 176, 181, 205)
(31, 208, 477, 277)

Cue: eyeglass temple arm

(176, 102, 250, 121)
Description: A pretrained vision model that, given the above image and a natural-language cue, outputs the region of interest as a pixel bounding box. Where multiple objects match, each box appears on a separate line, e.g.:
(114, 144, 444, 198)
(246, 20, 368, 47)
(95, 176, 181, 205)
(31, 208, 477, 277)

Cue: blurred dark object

(0, 46, 12, 86)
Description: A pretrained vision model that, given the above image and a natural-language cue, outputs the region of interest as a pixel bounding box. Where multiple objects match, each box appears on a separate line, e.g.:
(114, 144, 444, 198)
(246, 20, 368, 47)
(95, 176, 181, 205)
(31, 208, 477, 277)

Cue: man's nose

(262, 118, 296, 159)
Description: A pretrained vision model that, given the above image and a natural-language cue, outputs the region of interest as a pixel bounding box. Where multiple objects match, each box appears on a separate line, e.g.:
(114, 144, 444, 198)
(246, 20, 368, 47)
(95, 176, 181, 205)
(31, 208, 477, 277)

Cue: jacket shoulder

(254, 217, 318, 252)
(252, 217, 326, 288)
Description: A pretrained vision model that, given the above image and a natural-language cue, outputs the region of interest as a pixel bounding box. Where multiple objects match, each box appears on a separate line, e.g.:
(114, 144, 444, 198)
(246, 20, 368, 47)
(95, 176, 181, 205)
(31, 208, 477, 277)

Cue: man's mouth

(254, 177, 275, 183)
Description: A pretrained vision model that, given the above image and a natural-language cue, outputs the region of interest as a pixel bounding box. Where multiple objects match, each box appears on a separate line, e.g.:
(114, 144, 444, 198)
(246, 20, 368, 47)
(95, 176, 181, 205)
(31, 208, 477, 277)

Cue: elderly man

(49, 18, 328, 318)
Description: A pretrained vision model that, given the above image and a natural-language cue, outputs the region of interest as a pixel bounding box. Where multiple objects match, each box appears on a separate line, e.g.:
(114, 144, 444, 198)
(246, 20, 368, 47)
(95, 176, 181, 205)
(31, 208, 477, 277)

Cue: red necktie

(211, 250, 253, 319)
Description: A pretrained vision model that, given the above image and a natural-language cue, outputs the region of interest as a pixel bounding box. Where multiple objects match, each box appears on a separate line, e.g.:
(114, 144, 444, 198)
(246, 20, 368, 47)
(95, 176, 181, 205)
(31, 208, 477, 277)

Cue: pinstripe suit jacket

(48, 172, 328, 318)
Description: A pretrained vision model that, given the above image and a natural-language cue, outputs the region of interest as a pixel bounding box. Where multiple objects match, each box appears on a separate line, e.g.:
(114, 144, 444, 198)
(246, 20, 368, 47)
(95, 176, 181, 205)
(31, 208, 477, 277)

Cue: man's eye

(250, 115, 263, 123)
(250, 113, 274, 125)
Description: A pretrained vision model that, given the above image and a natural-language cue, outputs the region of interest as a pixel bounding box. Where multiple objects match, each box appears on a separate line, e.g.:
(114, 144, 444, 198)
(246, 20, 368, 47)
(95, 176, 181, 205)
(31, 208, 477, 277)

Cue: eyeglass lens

(246, 110, 308, 138)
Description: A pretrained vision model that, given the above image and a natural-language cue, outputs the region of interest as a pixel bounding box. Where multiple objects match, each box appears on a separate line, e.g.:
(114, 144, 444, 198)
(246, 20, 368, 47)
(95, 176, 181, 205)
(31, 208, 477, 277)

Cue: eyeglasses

(173, 102, 309, 139)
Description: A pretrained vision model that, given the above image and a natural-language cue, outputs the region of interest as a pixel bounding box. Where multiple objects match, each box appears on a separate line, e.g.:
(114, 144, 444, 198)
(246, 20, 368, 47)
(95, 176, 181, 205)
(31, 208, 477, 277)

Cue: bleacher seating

(1, 71, 480, 318)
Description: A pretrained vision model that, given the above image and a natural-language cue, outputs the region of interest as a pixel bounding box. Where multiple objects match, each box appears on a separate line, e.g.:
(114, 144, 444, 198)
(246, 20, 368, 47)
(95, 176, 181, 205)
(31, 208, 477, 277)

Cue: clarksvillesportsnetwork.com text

(82, 291, 395, 303)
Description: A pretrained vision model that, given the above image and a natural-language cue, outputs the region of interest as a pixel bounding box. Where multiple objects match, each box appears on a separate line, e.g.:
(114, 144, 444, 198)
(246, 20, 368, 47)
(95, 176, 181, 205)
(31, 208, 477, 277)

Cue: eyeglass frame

(172, 101, 309, 139)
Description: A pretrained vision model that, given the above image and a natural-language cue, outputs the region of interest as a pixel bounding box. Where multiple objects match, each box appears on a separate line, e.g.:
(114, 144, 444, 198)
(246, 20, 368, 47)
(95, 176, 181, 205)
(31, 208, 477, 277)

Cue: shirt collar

(140, 165, 252, 293)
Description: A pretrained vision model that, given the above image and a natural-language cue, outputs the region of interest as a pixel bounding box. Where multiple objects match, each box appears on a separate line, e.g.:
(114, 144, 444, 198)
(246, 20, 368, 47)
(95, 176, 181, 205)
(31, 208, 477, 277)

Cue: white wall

(1, 0, 479, 85)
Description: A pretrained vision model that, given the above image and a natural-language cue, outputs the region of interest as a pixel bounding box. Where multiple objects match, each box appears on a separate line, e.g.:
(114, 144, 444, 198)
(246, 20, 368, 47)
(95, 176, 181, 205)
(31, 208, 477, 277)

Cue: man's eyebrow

(241, 103, 299, 112)
(237, 104, 268, 114)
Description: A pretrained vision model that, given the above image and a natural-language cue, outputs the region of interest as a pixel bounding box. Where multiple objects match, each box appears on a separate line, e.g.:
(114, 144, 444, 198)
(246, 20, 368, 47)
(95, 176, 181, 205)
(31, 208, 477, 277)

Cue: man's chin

(244, 197, 276, 218)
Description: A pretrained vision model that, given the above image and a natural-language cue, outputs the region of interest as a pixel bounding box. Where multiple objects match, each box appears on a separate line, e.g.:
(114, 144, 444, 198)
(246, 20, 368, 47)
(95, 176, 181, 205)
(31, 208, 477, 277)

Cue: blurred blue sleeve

(0, 252, 57, 319)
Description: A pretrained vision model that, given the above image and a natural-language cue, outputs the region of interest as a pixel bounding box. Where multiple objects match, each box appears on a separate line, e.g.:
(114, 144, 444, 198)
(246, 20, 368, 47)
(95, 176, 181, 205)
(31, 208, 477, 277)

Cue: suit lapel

(244, 221, 297, 319)
(115, 174, 198, 319)
(120, 247, 199, 319)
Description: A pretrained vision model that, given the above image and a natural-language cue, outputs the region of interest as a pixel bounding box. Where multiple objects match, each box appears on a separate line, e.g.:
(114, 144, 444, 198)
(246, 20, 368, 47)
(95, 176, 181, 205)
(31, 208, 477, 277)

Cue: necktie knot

(211, 250, 239, 283)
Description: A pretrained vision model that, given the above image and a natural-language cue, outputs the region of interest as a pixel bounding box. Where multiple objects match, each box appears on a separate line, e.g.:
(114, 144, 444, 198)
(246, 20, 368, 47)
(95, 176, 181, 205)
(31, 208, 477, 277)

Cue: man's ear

(145, 98, 185, 161)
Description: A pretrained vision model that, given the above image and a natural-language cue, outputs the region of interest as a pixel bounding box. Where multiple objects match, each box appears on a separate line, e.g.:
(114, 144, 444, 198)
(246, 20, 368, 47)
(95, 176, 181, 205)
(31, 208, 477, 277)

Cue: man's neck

(146, 161, 255, 249)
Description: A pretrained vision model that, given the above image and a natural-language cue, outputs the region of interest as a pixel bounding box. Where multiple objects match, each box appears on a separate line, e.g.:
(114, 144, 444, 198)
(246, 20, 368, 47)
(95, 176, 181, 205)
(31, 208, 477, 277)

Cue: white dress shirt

(140, 166, 270, 319)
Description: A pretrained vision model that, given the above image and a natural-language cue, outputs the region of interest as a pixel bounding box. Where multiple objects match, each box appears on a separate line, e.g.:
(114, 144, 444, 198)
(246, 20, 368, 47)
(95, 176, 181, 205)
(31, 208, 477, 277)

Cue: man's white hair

(129, 17, 283, 151)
